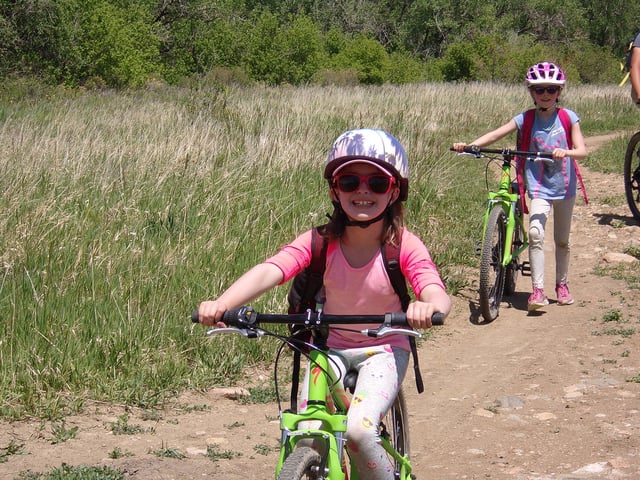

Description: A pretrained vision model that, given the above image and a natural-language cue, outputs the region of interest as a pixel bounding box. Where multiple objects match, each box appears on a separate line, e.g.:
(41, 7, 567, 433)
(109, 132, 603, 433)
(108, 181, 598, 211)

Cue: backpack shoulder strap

(515, 109, 536, 214)
(557, 108, 572, 148)
(557, 109, 588, 206)
(518, 108, 536, 151)
(288, 227, 328, 314)
(381, 238, 424, 393)
(289, 227, 327, 411)
(381, 241, 410, 312)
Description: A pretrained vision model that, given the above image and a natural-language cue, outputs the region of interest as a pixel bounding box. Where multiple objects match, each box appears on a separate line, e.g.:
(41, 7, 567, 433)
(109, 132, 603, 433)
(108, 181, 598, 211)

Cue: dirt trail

(1, 134, 639, 479)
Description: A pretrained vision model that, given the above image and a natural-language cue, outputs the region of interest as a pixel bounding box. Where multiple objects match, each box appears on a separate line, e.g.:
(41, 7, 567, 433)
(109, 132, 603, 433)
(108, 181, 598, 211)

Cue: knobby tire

(504, 217, 523, 296)
(277, 447, 323, 480)
(624, 131, 640, 221)
(384, 388, 410, 470)
(479, 205, 507, 321)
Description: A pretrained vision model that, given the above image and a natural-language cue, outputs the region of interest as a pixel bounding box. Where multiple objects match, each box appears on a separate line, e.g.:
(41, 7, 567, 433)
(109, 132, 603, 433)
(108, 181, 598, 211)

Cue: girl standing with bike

(452, 62, 587, 312)
(198, 128, 451, 480)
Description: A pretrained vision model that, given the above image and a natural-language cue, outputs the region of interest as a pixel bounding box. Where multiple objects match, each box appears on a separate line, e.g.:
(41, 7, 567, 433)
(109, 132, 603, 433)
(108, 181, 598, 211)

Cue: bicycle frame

(482, 152, 528, 268)
(193, 308, 436, 480)
(276, 336, 413, 480)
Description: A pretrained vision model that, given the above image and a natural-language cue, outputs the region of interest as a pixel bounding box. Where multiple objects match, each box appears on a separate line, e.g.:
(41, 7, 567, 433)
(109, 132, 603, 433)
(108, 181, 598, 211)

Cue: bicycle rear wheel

(479, 205, 507, 321)
(277, 446, 323, 480)
(504, 218, 523, 296)
(624, 131, 640, 221)
(381, 388, 410, 469)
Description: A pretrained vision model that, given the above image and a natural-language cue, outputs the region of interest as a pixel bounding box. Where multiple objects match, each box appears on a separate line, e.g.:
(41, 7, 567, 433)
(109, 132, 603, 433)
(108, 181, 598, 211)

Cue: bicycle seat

(344, 369, 358, 393)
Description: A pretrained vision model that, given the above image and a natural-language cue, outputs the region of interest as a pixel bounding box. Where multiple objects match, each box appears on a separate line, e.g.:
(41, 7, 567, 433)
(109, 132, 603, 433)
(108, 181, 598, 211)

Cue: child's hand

(198, 300, 229, 326)
(405, 301, 438, 329)
(551, 148, 568, 159)
(451, 142, 468, 152)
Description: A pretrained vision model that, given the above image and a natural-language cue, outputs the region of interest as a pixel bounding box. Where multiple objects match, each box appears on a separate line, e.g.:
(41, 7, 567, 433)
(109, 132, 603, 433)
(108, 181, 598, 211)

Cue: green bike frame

(482, 155, 528, 268)
(275, 342, 412, 480)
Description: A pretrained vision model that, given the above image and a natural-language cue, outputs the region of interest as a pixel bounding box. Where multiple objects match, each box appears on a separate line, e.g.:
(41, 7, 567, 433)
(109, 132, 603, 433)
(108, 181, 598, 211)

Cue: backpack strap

(289, 227, 327, 411)
(381, 240, 424, 394)
(557, 109, 588, 206)
(516, 109, 536, 214)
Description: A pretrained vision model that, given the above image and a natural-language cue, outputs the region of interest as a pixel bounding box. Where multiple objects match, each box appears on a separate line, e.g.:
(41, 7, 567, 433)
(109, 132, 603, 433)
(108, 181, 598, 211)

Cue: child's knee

(529, 225, 544, 244)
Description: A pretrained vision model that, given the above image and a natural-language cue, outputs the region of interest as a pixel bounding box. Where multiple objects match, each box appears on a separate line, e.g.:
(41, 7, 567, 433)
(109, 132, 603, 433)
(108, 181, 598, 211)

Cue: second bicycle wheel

(624, 131, 640, 221)
(479, 205, 507, 321)
(380, 387, 410, 475)
(504, 217, 523, 296)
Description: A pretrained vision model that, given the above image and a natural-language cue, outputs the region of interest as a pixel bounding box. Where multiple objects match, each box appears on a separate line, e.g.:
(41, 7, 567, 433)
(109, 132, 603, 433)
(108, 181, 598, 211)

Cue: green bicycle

(624, 131, 640, 221)
(453, 146, 553, 321)
(193, 306, 444, 480)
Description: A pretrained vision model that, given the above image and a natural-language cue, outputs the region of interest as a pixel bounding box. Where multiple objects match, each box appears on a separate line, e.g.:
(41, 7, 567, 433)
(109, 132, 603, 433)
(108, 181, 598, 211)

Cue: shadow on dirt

(594, 212, 639, 227)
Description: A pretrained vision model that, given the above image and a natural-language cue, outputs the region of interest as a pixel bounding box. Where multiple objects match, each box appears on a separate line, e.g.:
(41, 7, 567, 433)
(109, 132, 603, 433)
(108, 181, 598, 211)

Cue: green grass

(14, 465, 125, 480)
(1, 78, 637, 421)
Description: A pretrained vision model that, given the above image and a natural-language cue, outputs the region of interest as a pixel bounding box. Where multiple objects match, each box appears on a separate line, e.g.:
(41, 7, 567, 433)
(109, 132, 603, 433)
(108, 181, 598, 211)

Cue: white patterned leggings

(298, 345, 410, 480)
(528, 196, 576, 289)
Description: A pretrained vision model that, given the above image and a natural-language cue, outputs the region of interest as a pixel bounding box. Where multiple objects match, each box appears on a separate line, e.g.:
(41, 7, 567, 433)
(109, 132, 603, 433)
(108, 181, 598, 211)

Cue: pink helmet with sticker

(325, 129, 409, 201)
(525, 62, 566, 87)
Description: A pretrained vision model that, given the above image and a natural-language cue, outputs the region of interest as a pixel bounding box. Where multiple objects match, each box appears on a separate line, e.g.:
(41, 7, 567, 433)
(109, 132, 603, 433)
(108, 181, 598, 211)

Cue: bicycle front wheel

(277, 447, 323, 480)
(624, 131, 640, 221)
(479, 205, 507, 321)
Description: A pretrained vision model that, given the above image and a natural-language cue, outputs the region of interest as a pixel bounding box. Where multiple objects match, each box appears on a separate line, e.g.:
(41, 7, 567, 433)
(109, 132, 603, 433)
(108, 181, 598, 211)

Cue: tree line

(0, 0, 637, 88)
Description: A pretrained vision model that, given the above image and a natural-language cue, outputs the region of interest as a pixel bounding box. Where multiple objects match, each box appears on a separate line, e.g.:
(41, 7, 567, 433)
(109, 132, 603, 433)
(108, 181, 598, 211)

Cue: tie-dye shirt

(514, 108, 580, 200)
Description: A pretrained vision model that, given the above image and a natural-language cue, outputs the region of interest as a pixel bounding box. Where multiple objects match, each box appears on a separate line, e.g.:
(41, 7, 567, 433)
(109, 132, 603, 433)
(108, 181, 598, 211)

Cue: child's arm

(405, 284, 452, 330)
(198, 263, 284, 326)
(631, 46, 640, 105)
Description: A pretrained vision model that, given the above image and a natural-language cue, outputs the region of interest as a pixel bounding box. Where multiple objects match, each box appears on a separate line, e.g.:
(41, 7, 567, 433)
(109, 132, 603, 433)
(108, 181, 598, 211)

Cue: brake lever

(205, 327, 264, 338)
(362, 326, 422, 339)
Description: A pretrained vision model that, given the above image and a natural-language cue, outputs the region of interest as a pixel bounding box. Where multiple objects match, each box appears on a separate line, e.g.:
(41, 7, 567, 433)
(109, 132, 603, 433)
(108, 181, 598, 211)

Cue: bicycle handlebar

(451, 146, 554, 159)
(191, 307, 445, 327)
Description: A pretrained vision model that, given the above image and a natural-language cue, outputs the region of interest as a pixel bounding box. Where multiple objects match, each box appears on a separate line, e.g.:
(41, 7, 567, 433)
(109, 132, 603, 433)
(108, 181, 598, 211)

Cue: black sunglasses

(333, 173, 395, 194)
(530, 86, 560, 95)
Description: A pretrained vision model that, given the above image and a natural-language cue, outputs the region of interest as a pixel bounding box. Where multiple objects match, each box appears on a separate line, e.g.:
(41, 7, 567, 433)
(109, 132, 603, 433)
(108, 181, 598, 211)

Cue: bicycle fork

(278, 408, 349, 479)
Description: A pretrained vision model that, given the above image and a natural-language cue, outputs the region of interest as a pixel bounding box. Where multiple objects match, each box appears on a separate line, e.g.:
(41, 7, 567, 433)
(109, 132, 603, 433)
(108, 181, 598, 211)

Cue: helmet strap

(330, 197, 394, 229)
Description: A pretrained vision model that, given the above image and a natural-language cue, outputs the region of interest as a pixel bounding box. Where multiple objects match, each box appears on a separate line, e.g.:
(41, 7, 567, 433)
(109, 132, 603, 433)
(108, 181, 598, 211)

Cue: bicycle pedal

(520, 261, 531, 276)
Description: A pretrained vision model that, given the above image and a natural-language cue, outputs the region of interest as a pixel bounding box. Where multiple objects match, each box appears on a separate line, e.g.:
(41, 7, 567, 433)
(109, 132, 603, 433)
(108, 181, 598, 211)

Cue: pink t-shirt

(264, 228, 446, 351)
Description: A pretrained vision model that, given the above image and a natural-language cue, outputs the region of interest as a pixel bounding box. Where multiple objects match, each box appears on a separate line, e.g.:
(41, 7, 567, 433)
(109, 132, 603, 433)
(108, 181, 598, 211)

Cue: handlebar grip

(431, 312, 445, 326)
(191, 307, 247, 324)
(387, 311, 445, 326)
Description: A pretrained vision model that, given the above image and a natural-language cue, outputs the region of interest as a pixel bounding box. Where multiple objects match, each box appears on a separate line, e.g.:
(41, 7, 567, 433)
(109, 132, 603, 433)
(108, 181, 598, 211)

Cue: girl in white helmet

(199, 128, 451, 480)
(452, 62, 587, 312)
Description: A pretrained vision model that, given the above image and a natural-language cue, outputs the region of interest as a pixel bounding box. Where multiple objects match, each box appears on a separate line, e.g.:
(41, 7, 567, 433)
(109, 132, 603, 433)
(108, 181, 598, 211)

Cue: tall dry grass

(0, 80, 634, 419)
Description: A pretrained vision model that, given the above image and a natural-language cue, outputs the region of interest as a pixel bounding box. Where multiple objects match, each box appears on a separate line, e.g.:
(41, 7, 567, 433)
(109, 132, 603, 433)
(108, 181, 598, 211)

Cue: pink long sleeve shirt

(264, 228, 446, 351)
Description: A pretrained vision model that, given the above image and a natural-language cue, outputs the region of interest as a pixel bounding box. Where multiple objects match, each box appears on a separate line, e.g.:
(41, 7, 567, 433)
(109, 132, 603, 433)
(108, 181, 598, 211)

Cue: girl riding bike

(198, 128, 451, 480)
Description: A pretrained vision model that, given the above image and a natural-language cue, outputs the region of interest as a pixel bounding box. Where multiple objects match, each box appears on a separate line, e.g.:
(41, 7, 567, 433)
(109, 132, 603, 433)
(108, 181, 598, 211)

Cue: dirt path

(2, 134, 639, 479)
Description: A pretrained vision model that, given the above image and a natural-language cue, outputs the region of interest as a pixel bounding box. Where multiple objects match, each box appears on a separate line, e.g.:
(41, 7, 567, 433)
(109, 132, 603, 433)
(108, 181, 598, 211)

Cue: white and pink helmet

(324, 129, 409, 201)
(525, 62, 566, 87)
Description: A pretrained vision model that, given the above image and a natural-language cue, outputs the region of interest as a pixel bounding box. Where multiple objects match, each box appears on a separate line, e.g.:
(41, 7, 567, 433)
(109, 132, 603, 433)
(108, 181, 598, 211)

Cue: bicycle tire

(382, 388, 410, 470)
(504, 218, 523, 296)
(624, 131, 640, 221)
(479, 205, 507, 321)
(277, 447, 323, 480)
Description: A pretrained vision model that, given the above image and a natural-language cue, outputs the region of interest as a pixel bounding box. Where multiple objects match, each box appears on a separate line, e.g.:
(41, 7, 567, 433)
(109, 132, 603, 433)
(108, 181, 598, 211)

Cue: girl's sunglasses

(530, 86, 560, 95)
(333, 173, 396, 194)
